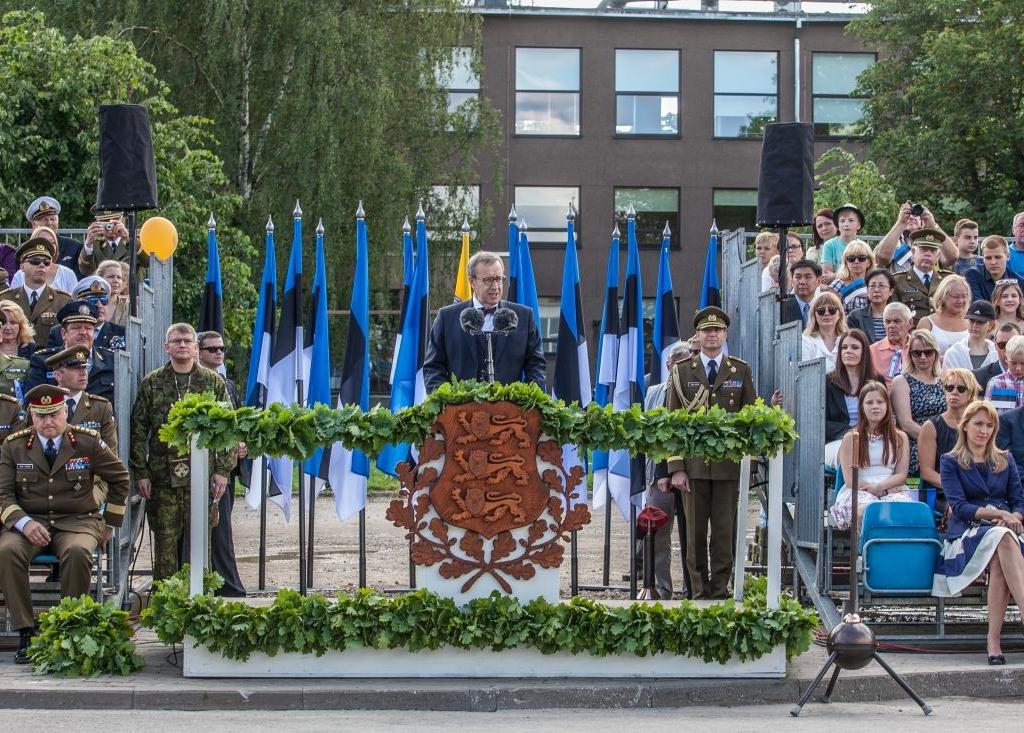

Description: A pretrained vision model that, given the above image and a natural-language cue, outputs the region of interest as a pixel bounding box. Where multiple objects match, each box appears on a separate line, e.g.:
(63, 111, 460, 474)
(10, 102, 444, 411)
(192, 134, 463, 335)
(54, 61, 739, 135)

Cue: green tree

(850, 0, 1024, 233)
(814, 147, 899, 236)
(0, 10, 257, 358)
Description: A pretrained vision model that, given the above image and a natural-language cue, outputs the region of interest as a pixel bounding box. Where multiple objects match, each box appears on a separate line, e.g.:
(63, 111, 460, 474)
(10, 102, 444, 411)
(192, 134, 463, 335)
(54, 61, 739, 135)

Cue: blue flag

(552, 205, 591, 506)
(652, 222, 680, 385)
(330, 204, 372, 522)
(377, 206, 430, 475)
(244, 217, 278, 513)
(592, 227, 621, 509)
(507, 207, 519, 301)
(700, 222, 721, 309)
(388, 217, 415, 386)
(199, 214, 224, 351)
(514, 224, 541, 328)
(302, 219, 332, 507)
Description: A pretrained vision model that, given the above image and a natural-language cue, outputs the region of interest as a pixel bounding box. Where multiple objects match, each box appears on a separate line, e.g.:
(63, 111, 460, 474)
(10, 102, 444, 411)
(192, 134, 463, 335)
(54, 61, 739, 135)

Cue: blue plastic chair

(860, 501, 941, 595)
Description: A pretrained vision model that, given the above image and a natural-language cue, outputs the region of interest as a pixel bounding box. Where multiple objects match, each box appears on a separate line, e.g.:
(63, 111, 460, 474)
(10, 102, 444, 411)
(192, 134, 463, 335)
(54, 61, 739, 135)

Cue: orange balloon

(139, 216, 179, 261)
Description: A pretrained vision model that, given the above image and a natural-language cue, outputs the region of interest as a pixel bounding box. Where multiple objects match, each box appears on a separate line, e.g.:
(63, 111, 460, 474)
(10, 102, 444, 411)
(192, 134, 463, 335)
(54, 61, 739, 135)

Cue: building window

(615, 49, 679, 136)
(713, 189, 758, 232)
(538, 297, 561, 356)
(515, 48, 580, 136)
(713, 51, 778, 138)
(428, 184, 480, 239)
(514, 186, 579, 244)
(613, 187, 679, 248)
(436, 47, 479, 126)
(812, 52, 874, 137)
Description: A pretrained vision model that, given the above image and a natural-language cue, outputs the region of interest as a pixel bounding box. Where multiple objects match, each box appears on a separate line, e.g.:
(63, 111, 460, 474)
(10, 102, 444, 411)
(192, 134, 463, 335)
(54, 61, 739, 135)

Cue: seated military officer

(44, 347, 117, 449)
(44, 277, 126, 352)
(24, 300, 115, 401)
(0, 384, 130, 663)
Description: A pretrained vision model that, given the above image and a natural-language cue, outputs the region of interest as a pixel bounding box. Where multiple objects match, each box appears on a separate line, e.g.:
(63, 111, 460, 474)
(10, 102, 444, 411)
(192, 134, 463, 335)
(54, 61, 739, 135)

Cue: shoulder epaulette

(69, 425, 99, 437)
(85, 393, 110, 404)
(0, 393, 19, 404)
(7, 427, 32, 440)
(725, 356, 750, 367)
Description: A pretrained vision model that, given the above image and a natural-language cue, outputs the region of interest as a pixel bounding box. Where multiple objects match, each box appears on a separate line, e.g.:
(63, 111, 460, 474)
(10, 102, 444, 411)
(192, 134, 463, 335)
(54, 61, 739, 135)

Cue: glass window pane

(713, 189, 758, 232)
(515, 186, 579, 237)
(813, 98, 866, 136)
(714, 94, 777, 137)
(714, 51, 776, 94)
(447, 91, 478, 116)
(516, 48, 580, 91)
(515, 92, 580, 135)
(813, 53, 873, 96)
(615, 49, 679, 92)
(436, 47, 479, 90)
(713, 189, 758, 206)
(616, 95, 678, 135)
(614, 188, 679, 247)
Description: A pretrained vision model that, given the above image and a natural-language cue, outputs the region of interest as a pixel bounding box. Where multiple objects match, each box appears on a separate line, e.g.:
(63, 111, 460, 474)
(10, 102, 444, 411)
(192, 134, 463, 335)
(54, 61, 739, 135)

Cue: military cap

(965, 300, 996, 323)
(25, 196, 60, 223)
(909, 228, 944, 249)
(73, 275, 112, 299)
(832, 203, 865, 229)
(15, 236, 57, 263)
(45, 346, 91, 369)
(57, 300, 98, 326)
(25, 384, 69, 414)
(693, 306, 730, 331)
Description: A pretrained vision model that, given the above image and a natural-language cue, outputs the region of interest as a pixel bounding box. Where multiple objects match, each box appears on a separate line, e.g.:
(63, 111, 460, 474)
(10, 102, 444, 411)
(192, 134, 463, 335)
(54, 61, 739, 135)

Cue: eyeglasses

(997, 341, 1011, 350)
(910, 348, 936, 358)
(25, 258, 51, 267)
(83, 295, 109, 306)
(200, 346, 225, 354)
(943, 383, 969, 394)
(167, 338, 195, 346)
(845, 255, 869, 263)
(473, 276, 505, 287)
(815, 306, 840, 316)
(866, 282, 891, 290)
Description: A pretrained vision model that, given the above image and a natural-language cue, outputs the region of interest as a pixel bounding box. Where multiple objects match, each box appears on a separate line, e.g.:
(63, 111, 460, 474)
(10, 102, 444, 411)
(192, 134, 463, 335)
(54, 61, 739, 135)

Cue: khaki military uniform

(893, 268, 952, 321)
(0, 285, 71, 349)
(78, 239, 149, 278)
(65, 393, 117, 454)
(0, 393, 24, 442)
(0, 353, 28, 399)
(658, 354, 755, 599)
(0, 425, 130, 629)
(129, 363, 235, 580)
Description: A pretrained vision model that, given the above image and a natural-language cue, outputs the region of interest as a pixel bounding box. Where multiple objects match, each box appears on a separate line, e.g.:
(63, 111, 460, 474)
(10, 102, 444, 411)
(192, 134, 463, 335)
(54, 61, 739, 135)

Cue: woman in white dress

(829, 381, 913, 530)
(801, 291, 848, 371)
(916, 274, 969, 357)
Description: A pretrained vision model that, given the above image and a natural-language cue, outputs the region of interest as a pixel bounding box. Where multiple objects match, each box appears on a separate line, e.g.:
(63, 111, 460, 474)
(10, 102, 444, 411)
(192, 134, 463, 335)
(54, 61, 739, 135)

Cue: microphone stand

(484, 331, 496, 384)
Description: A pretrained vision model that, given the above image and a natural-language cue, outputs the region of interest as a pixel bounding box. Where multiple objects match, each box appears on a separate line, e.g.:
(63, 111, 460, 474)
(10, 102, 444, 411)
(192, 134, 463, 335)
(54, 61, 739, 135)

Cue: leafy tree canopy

(814, 147, 899, 236)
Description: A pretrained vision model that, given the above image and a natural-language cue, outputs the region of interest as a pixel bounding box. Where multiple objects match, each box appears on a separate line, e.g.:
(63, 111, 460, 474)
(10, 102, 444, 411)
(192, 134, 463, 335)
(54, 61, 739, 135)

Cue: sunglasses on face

(815, 306, 840, 316)
(25, 258, 51, 267)
(943, 383, 969, 394)
(910, 349, 936, 358)
(84, 295, 109, 306)
(845, 255, 869, 263)
(200, 346, 225, 354)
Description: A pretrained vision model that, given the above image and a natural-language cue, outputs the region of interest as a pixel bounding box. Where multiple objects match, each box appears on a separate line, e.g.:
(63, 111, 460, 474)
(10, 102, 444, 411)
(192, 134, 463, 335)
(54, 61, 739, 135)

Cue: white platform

(182, 639, 786, 679)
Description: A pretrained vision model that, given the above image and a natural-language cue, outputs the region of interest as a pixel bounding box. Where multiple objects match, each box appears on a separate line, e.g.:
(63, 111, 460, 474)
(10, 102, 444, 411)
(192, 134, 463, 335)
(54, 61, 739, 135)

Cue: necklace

(171, 367, 193, 401)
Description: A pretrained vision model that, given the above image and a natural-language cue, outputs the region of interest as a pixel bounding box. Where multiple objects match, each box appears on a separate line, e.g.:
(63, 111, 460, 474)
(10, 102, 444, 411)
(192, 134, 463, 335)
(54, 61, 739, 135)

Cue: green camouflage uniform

(129, 362, 235, 580)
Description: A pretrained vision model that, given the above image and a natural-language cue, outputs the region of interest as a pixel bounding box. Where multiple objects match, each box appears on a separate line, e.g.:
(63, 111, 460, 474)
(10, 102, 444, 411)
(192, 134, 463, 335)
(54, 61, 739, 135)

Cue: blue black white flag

(302, 219, 332, 507)
(700, 221, 721, 309)
(199, 214, 225, 375)
(591, 227, 621, 510)
(388, 218, 415, 386)
(652, 222, 680, 385)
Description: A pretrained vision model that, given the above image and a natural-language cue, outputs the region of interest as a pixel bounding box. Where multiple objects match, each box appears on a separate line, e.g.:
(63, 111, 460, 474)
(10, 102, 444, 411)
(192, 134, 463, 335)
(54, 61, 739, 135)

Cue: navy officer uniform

(45, 277, 126, 352)
(655, 306, 756, 599)
(25, 196, 83, 280)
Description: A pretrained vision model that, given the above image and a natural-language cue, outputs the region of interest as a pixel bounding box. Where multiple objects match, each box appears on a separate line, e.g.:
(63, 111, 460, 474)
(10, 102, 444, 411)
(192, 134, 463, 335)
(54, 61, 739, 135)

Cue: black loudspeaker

(756, 122, 814, 227)
(96, 104, 158, 211)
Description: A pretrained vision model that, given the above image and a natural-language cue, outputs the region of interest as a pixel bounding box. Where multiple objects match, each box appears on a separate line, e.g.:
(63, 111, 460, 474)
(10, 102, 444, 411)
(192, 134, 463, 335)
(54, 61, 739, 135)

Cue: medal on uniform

(172, 460, 190, 479)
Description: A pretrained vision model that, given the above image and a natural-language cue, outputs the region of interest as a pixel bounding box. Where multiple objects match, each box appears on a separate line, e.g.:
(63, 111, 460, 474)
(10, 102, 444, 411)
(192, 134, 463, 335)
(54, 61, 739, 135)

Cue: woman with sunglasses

(847, 268, 896, 345)
(933, 400, 1024, 665)
(801, 291, 848, 371)
(828, 381, 912, 530)
(96, 259, 129, 327)
(0, 309, 28, 399)
(942, 300, 998, 371)
(916, 274, 970, 357)
(824, 329, 883, 467)
(890, 329, 947, 475)
(992, 279, 1024, 333)
(918, 368, 979, 513)
(7, 227, 78, 294)
(829, 239, 874, 315)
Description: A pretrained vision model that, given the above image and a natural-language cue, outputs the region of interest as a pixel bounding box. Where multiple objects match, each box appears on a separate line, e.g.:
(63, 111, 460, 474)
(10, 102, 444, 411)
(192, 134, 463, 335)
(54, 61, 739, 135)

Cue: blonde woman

(0, 299, 36, 358)
(756, 231, 780, 291)
(934, 401, 1024, 665)
(801, 291, 848, 371)
(97, 259, 129, 327)
(890, 329, 946, 475)
(992, 279, 1024, 333)
(829, 239, 874, 314)
(916, 274, 969, 356)
(917, 368, 979, 511)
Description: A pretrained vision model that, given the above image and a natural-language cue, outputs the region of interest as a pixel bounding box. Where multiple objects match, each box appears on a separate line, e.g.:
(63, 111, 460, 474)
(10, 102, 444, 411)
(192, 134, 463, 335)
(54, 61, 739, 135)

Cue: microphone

(460, 307, 484, 334)
(492, 307, 518, 334)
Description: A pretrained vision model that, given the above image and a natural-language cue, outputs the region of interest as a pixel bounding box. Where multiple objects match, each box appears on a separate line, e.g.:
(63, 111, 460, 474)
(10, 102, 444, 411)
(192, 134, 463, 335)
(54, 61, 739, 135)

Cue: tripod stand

(791, 434, 932, 716)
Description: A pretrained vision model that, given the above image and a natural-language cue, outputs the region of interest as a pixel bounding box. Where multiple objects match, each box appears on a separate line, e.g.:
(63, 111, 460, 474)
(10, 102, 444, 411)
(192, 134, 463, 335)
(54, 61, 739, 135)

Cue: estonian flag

(243, 216, 278, 513)
(591, 226, 621, 510)
(199, 214, 226, 374)
(608, 207, 646, 518)
(652, 222, 680, 385)
(302, 218, 332, 505)
(507, 207, 519, 301)
(453, 218, 471, 303)
(388, 218, 415, 386)
(376, 205, 430, 476)
(329, 204, 372, 521)
(265, 203, 307, 521)
(552, 205, 591, 505)
(700, 221, 721, 309)
(514, 222, 542, 328)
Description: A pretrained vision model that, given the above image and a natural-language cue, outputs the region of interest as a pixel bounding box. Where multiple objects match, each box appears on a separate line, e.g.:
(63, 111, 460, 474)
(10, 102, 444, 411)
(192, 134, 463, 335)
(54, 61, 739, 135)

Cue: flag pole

(293, 200, 307, 596)
(629, 502, 638, 599)
(359, 508, 367, 588)
(254, 213, 276, 590)
(305, 216, 326, 590)
(258, 456, 268, 590)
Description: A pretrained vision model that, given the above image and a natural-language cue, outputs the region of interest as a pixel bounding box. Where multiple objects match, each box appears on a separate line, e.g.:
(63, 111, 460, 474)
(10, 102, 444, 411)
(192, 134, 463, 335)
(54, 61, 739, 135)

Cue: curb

(1, 666, 1021, 710)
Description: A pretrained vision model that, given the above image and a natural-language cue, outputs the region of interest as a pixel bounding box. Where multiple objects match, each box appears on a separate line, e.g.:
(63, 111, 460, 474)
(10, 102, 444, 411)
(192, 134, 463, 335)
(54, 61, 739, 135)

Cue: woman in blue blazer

(935, 400, 1024, 664)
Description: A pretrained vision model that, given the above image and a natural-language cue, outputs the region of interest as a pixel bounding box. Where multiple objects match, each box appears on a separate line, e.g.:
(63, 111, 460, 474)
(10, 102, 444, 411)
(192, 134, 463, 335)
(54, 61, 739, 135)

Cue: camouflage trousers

(145, 484, 219, 581)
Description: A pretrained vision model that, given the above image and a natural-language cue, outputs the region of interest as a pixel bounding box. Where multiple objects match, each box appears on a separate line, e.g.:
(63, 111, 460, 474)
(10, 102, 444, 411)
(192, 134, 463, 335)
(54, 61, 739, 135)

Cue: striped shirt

(984, 372, 1024, 413)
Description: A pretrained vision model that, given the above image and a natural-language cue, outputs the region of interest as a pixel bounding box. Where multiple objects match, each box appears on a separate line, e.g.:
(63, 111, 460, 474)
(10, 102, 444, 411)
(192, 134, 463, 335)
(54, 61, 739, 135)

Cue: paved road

(0, 699, 1012, 732)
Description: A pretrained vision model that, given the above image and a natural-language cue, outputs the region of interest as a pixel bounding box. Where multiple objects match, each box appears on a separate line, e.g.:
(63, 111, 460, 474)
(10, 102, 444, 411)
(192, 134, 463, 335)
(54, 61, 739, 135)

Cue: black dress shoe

(988, 654, 1006, 666)
(13, 631, 32, 665)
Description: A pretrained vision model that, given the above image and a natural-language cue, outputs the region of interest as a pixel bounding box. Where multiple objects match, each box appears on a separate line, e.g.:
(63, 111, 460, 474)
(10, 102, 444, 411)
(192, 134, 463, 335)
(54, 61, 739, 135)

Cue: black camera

(909, 202, 925, 217)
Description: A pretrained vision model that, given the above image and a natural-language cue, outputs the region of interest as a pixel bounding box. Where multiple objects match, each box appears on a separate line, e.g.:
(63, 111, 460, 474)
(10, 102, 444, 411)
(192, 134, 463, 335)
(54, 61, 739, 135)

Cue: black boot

(13, 628, 32, 664)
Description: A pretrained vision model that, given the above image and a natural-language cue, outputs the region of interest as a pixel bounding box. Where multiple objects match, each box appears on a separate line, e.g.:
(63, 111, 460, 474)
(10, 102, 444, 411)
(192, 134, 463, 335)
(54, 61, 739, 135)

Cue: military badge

(65, 457, 90, 471)
(172, 461, 190, 479)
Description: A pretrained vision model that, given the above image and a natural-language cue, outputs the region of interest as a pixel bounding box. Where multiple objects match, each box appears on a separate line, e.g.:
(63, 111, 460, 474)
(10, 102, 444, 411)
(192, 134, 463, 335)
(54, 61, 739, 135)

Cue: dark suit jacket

(779, 296, 804, 327)
(846, 306, 882, 343)
(974, 361, 1005, 393)
(939, 452, 1024, 539)
(996, 406, 1024, 472)
(423, 300, 546, 392)
(24, 345, 115, 402)
(58, 235, 83, 280)
(825, 380, 854, 443)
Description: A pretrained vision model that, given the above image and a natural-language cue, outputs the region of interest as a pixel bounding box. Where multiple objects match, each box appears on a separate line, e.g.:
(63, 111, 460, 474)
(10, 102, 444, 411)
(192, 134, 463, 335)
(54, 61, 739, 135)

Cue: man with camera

(875, 201, 957, 272)
(78, 211, 150, 277)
